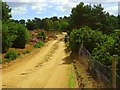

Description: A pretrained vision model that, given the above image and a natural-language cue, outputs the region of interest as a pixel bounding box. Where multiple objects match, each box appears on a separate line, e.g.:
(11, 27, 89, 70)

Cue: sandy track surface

(2, 34, 73, 88)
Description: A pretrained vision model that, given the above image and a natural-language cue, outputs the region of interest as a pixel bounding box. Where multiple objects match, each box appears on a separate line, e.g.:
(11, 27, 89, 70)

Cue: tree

(70, 2, 91, 29)
(50, 16, 58, 21)
(2, 2, 30, 52)
(69, 2, 118, 34)
(53, 21, 61, 30)
(32, 17, 42, 28)
(12, 24, 29, 48)
(60, 21, 69, 31)
(26, 19, 39, 30)
(2, 22, 17, 52)
(43, 19, 53, 30)
(19, 19, 26, 26)
(118, 15, 120, 28)
(2, 2, 12, 20)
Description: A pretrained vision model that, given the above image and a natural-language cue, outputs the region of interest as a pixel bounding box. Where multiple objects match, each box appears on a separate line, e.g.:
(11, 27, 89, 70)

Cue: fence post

(42, 36, 43, 42)
(112, 55, 117, 88)
(67, 36, 69, 42)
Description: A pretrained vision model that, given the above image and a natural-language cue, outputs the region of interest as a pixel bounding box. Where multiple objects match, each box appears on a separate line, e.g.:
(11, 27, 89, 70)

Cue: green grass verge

(68, 63, 76, 88)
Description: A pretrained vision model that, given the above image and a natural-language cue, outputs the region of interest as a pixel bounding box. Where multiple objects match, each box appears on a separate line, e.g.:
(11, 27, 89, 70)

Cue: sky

(2, 0, 120, 20)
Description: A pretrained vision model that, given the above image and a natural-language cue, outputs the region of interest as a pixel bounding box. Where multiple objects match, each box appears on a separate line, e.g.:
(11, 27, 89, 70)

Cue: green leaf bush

(5, 50, 19, 60)
(69, 26, 120, 76)
(38, 32, 46, 40)
(34, 40, 44, 48)
(23, 50, 31, 54)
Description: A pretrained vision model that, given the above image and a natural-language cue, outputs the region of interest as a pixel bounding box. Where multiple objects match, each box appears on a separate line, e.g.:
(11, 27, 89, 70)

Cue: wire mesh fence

(78, 43, 120, 88)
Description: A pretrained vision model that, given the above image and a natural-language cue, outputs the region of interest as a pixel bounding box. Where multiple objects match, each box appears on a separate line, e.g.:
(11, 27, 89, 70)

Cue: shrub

(69, 26, 105, 53)
(69, 26, 116, 66)
(2, 22, 17, 52)
(26, 21, 39, 30)
(0, 59, 2, 64)
(4, 58, 12, 62)
(38, 32, 46, 40)
(34, 40, 44, 48)
(5, 50, 19, 60)
(23, 50, 31, 54)
(60, 21, 69, 31)
(12, 24, 30, 48)
(2, 21, 29, 52)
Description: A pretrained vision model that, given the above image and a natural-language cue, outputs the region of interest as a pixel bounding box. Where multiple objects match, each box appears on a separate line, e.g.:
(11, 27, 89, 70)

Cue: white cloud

(104, 6, 118, 16)
(37, 11, 43, 14)
(11, 7, 27, 14)
(52, 12, 57, 16)
(56, 6, 66, 12)
(55, 1, 78, 12)
(48, 5, 53, 8)
(50, 0, 69, 5)
(6, 0, 120, 16)
(32, 5, 46, 11)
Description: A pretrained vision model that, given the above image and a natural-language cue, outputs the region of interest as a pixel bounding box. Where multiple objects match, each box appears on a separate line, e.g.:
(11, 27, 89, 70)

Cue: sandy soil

(2, 34, 75, 88)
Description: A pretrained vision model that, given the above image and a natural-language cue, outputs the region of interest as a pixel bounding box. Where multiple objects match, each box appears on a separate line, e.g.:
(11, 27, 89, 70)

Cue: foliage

(25, 16, 69, 31)
(69, 26, 120, 76)
(2, 22, 17, 52)
(12, 24, 30, 48)
(5, 50, 19, 60)
(23, 50, 31, 54)
(69, 26, 108, 52)
(34, 40, 44, 48)
(0, 59, 2, 64)
(38, 32, 46, 40)
(2, 2, 12, 20)
(69, 2, 118, 34)
(60, 21, 69, 31)
(53, 21, 61, 30)
(43, 19, 53, 30)
(4, 58, 12, 62)
(2, 3, 30, 52)
(19, 19, 26, 26)
(118, 15, 120, 29)
(26, 19, 39, 30)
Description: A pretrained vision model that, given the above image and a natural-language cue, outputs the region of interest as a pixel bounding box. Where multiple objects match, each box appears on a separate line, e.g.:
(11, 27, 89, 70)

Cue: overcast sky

(2, 0, 120, 20)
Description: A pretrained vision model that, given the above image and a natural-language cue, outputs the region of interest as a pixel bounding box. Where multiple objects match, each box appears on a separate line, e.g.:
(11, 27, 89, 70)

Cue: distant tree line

(11, 16, 69, 32)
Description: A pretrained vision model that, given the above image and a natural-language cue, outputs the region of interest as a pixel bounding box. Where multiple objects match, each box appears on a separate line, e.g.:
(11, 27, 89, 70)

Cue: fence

(78, 43, 120, 88)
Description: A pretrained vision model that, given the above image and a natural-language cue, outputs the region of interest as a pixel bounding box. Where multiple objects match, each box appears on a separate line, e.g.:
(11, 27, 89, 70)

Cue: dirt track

(2, 34, 76, 88)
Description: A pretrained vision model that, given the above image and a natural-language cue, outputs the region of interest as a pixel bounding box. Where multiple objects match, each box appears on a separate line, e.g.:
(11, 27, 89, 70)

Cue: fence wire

(78, 43, 120, 88)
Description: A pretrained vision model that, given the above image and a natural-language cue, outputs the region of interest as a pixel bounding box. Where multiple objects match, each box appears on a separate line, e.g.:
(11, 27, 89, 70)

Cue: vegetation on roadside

(2, 2, 29, 53)
(68, 63, 76, 88)
(2, 1, 120, 77)
(5, 50, 20, 61)
(69, 26, 120, 76)
(34, 40, 44, 48)
(38, 32, 46, 40)
(23, 50, 31, 54)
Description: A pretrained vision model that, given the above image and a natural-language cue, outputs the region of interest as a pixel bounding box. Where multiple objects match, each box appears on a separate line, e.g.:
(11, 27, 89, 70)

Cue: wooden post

(42, 36, 43, 42)
(67, 36, 69, 42)
(112, 55, 117, 88)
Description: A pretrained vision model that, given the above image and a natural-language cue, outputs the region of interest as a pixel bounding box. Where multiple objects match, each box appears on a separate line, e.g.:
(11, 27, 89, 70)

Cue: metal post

(112, 55, 117, 88)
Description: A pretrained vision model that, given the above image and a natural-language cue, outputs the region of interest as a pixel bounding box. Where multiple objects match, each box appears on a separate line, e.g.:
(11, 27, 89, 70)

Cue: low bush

(5, 50, 19, 60)
(0, 59, 2, 64)
(38, 32, 46, 41)
(23, 50, 31, 54)
(34, 40, 44, 48)
(4, 58, 12, 62)
(69, 26, 120, 76)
